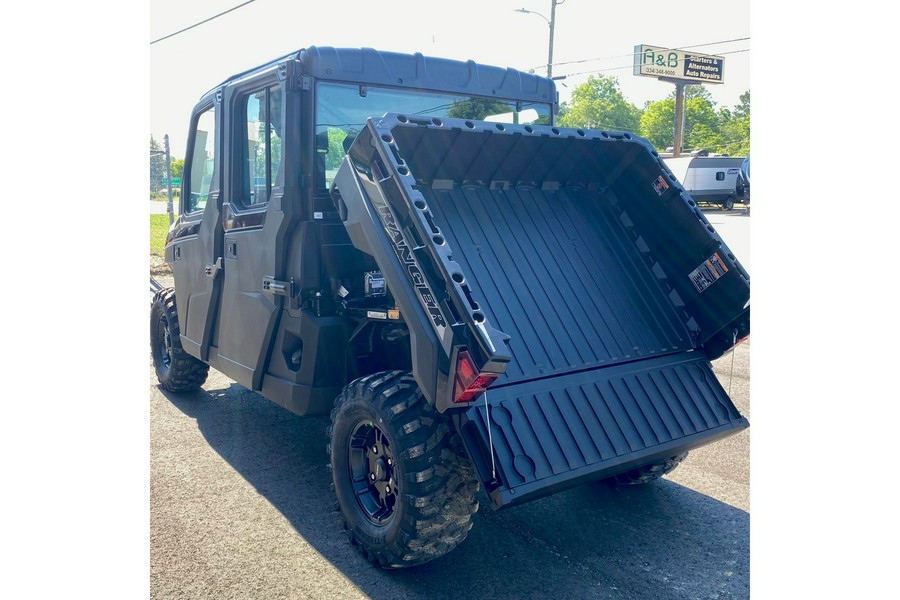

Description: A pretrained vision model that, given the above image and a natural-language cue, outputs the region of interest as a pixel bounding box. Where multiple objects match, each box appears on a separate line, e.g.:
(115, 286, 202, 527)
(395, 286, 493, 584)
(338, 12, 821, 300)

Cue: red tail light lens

(453, 350, 499, 404)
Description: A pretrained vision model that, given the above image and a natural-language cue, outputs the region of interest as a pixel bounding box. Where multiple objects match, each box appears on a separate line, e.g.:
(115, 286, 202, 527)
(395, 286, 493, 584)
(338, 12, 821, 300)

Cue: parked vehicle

(664, 155, 746, 210)
(735, 153, 750, 203)
(151, 46, 750, 569)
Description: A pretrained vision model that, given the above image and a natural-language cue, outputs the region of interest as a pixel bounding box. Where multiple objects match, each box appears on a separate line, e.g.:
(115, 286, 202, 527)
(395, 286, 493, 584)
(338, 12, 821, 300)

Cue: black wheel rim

(348, 420, 398, 524)
(156, 314, 173, 370)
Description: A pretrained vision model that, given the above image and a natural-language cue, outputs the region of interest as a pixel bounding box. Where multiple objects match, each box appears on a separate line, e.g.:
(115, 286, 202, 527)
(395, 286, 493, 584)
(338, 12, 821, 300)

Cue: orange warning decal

(689, 252, 729, 293)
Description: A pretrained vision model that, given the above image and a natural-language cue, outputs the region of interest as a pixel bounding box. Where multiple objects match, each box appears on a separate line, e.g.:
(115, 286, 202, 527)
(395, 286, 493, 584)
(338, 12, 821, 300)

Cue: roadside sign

(633, 45, 724, 84)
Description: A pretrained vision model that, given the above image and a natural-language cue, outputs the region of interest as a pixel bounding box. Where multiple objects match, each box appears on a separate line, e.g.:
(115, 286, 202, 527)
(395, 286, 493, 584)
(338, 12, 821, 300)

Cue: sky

(149, 0, 751, 156)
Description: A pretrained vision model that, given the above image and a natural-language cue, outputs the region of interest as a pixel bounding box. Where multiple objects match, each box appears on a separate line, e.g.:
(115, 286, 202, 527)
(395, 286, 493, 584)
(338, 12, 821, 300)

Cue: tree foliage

(170, 158, 184, 180)
(639, 88, 750, 155)
(446, 97, 512, 120)
(719, 91, 750, 156)
(324, 128, 349, 170)
(557, 75, 750, 155)
(558, 74, 641, 132)
(638, 99, 675, 149)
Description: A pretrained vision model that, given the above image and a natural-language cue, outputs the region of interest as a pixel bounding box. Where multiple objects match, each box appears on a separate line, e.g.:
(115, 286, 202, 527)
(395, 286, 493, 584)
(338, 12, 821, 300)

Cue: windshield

(316, 81, 552, 187)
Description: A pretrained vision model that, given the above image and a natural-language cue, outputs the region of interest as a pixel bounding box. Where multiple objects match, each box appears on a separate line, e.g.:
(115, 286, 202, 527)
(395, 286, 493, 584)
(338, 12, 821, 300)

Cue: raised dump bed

(332, 113, 749, 509)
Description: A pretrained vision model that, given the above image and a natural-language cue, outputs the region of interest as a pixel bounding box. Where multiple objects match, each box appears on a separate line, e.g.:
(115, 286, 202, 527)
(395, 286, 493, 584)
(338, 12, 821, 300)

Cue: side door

(217, 76, 289, 390)
(170, 98, 224, 361)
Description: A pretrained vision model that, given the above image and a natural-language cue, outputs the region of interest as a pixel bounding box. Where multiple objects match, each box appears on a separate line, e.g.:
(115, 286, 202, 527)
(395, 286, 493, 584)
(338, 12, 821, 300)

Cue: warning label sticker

(689, 252, 729, 293)
(652, 175, 669, 196)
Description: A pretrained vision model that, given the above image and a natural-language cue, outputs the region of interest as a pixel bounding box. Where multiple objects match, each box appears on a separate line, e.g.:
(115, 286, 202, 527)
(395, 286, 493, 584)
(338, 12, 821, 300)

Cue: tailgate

(458, 352, 748, 509)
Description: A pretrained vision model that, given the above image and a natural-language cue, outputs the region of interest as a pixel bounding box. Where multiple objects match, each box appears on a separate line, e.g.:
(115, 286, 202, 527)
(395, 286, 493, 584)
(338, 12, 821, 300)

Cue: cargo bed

(332, 114, 750, 509)
(424, 183, 693, 384)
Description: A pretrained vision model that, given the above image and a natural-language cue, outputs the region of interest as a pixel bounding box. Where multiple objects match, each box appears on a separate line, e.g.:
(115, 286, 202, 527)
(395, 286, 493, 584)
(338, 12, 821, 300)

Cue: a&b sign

(633, 45, 725, 84)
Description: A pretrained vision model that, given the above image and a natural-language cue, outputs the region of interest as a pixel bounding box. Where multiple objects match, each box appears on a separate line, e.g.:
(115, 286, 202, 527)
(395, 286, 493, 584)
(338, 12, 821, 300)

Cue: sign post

(633, 45, 725, 157)
(164, 134, 174, 225)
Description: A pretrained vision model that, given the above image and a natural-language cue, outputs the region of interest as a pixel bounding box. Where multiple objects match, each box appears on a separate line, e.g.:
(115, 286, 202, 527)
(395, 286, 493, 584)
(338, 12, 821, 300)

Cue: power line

(527, 36, 750, 74)
(150, 0, 257, 45)
(557, 37, 749, 69)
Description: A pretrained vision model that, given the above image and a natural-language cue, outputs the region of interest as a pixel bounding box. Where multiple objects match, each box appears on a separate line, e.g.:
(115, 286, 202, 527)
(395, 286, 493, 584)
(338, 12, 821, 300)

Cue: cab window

(184, 105, 216, 214)
(238, 84, 282, 208)
(315, 82, 552, 189)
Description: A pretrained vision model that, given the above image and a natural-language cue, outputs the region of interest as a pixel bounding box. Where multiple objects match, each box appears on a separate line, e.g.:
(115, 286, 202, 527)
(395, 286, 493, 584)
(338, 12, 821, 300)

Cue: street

(150, 199, 179, 215)
(150, 343, 748, 600)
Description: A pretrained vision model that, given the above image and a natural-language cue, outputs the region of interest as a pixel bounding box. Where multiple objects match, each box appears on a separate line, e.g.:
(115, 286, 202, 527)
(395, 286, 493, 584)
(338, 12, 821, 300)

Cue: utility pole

(515, 1, 564, 79)
(660, 78, 688, 157)
(548, 0, 557, 78)
(164, 134, 174, 225)
(673, 81, 687, 158)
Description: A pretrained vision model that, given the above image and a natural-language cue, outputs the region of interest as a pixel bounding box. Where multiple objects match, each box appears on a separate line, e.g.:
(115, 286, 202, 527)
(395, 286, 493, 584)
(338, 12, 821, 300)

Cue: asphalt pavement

(150, 207, 751, 600)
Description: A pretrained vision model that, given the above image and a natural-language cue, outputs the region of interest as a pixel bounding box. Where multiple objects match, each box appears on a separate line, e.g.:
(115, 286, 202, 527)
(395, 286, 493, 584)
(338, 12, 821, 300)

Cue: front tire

(327, 371, 479, 568)
(150, 288, 209, 392)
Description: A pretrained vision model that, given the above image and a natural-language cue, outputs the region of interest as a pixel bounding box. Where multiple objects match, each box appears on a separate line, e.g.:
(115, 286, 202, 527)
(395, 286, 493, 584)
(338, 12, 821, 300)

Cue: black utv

(151, 46, 750, 568)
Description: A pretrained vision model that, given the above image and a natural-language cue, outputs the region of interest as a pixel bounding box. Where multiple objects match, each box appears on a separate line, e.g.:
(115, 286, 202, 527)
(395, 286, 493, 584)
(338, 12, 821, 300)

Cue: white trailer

(663, 156, 747, 210)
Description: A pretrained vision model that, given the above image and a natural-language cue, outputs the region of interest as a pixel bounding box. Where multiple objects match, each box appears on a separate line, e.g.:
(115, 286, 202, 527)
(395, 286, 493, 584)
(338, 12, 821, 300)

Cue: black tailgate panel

(459, 352, 748, 509)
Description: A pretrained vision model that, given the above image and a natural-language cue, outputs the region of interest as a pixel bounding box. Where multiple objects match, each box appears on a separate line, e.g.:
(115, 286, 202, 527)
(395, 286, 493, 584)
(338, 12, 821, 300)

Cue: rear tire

(723, 196, 735, 211)
(327, 371, 479, 568)
(608, 452, 688, 486)
(150, 288, 209, 392)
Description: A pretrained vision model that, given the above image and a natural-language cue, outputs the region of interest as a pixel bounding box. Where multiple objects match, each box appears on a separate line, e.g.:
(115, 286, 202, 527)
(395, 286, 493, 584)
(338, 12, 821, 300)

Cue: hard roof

(201, 46, 556, 107)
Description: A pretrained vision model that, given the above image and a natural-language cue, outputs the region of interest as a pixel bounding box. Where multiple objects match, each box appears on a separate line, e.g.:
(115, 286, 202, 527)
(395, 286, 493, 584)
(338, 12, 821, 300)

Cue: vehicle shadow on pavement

(160, 382, 749, 600)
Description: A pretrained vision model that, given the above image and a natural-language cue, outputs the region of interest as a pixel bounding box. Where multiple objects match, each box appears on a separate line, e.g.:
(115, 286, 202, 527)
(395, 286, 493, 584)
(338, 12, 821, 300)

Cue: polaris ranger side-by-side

(151, 46, 750, 568)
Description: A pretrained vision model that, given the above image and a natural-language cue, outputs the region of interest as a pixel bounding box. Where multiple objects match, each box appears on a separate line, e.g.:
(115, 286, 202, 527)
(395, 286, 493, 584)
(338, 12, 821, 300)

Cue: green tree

(558, 74, 641, 133)
(683, 96, 721, 149)
(325, 128, 349, 170)
(170, 158, 184, 180)
(719, 91, 750, 156)
(639, 88, 721, 152)
(446, 97, 511, 120)
(639, 98, 677, 150)
(639, 87, 750, 155)
(734, 90, 750, 119)
(680, 85, 714, 102)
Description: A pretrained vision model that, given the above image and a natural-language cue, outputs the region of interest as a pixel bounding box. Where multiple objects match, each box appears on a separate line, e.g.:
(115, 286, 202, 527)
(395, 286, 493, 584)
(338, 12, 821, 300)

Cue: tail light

(453, 350, 499, 404)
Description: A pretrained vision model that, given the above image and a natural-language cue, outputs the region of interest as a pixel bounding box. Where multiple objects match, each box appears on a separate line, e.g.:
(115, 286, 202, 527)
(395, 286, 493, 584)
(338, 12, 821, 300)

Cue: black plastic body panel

(459, 352, 748, 509)
(168, 96, 224, 363)
(333, 122, 514, 413)
(297, 46, 556, 111)
(196, 46, 556, 119)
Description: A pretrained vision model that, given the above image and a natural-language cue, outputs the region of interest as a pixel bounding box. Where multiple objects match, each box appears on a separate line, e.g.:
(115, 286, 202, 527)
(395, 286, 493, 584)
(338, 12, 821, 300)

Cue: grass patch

(150, 214, 170, 257)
